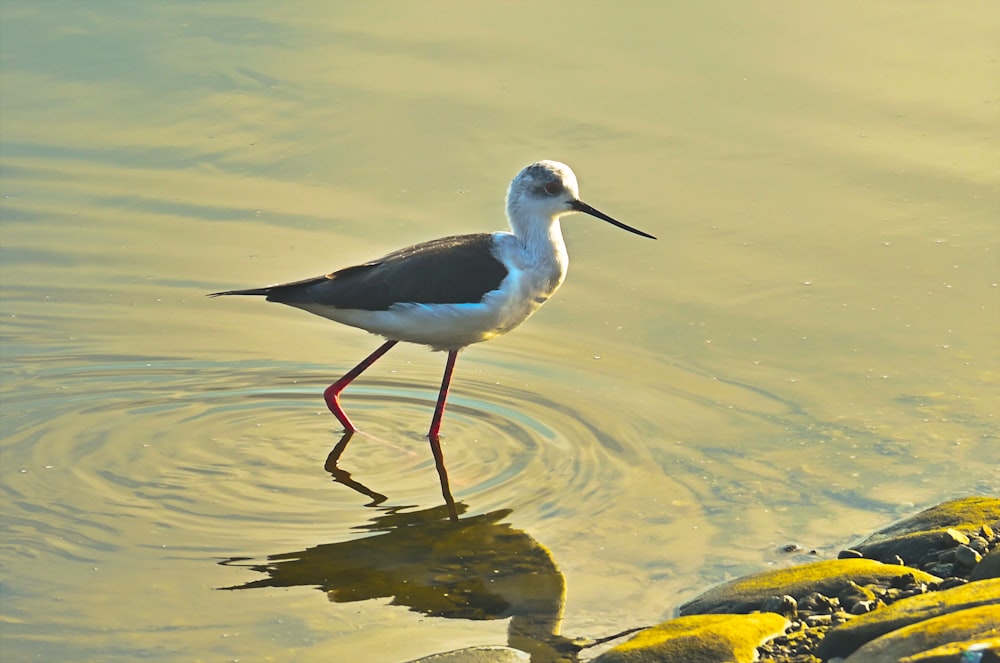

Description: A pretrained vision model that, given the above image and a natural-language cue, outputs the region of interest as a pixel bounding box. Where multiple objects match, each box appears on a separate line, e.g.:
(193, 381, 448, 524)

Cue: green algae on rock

(818, 577, 1000, 659)
(841, 604, 1000, 663)
(895, 636, 1000, 663)
(679, 559, 940, 616)
(851, 497, 1000, 569)
(862, 498, 1000, 538)
(592, 613, 789, 663)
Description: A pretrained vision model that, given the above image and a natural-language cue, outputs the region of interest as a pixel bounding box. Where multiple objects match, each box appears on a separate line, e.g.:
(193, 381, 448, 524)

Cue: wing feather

(209, 233, 508, 311)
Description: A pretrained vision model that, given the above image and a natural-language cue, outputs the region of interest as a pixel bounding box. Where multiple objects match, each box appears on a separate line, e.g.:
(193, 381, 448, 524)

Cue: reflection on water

(221, 506, 577, 661)
(0, 350, 670, 660)
(326, 430, 458, 522)
(324, 431, 389, 506)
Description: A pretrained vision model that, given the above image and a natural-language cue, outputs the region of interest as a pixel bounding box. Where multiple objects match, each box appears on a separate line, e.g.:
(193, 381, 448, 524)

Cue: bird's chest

(494, 246, 567, 320)
(520, 258, 565, 301)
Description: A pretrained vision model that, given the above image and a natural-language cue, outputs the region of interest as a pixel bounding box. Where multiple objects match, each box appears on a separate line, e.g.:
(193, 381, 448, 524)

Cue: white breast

(311, 230, 568, 351)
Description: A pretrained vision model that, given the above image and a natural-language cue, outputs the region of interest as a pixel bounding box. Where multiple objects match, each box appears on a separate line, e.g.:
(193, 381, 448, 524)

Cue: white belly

(295, 257, 564, 351)
(294, 230, 568, 351)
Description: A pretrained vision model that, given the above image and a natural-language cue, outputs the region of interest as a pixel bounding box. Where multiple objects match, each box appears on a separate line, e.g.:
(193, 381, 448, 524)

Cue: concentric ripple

(1, 349, 656, 572)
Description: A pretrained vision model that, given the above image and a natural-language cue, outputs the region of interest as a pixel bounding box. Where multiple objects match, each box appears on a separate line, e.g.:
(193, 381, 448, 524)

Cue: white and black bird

(210, 160, 655, 440)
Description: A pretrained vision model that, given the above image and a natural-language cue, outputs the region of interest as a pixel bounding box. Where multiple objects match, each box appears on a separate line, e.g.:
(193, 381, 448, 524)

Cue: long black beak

(570, 199, 656, 240)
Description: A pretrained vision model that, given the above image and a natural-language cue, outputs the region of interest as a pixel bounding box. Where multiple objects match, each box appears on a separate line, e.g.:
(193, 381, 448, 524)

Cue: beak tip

(572, 199, 655, 240)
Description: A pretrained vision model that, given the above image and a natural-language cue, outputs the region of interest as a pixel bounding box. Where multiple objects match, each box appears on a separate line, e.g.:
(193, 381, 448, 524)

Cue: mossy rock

(841, 604, 1000, 663)
(592, 613, 788, 663)
(818, 577, 1000, 659)
(970, 547, 1000, 581)
(853, 497, 1000, 565)
(679, 559, 939, 616)
(866, 498, 1000, 537)
(854, 528, 970, 566)
(897, 636, 1000, 663)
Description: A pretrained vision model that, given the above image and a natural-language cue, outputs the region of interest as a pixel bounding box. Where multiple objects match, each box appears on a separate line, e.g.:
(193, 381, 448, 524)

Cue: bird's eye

(543, 182, 561, 196)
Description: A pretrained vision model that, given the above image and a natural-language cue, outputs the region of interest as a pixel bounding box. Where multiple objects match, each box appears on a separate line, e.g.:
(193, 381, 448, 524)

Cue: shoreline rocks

(594, 496, 1000, 663)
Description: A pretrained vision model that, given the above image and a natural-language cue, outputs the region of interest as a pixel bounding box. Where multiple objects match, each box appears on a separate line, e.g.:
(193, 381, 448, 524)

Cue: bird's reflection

(325, 430, 459, 521)
(220, 505, 578, 662)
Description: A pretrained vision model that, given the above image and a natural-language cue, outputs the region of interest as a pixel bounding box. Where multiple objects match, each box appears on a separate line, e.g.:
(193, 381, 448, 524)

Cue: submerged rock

(592, 613, 788, 663)
(406, 645, 530, 663)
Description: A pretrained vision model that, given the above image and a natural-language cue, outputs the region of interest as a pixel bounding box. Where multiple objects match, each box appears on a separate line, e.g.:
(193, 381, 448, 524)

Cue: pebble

(762, 594, 798, 618)
(955, 544, 982, 568)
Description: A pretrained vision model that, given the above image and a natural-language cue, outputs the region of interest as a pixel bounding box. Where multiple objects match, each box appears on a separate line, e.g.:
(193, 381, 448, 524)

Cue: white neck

(508, 212, 568, 292)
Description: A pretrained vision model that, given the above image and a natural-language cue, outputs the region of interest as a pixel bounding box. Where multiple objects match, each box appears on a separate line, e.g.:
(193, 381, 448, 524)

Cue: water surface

(1, 2, 998, 661)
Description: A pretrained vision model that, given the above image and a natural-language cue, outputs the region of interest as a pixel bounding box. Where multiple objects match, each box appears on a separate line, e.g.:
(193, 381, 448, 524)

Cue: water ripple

(1, 353, 653, 567)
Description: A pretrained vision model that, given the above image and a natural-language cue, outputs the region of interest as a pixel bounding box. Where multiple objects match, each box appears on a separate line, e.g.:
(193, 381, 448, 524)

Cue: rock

(955, 544, 983, 569)
(968, 536, 991, 554)
(896, 637, 1000, 663)
(837, 580, 878, 614)
(762, 594, 798, 618)
(592, 613, 788, 663)
(935, 577, 969, 590)
(857, 528, 969, 566)
(925, 561, 956, 579)
(852, 497, 1000, 567)
(817, 577, 1000, 659)
(405, 645, 531, 663)
(679, 559, 939, 616)
(841, 604, 1000, 663)
(805, 614, 833, 627)
(799, 591, 839, 615)
(870, 498, 1000, 537)
(970, 547, 1000, 581)
(850, 599, 879, 615)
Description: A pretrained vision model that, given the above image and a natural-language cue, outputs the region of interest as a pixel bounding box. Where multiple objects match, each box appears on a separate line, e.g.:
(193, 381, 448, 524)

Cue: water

(1, 2, 998, 661)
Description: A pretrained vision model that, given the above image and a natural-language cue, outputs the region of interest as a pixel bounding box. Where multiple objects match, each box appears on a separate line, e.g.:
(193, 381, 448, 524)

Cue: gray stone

(968, 536, 990, 554)
(406, 646, 531, 663)
(817, 577, 1000, 659)
(970, 547, 1000, 581)
(762, 594, 798, 618)
(850, 599, 878, 615)
(857, 528, 969, 566)
(837, 581, 876, 613)
(955, 544, 983, 569)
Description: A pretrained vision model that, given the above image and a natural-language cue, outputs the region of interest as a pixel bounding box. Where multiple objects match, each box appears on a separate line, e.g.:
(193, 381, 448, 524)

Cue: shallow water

(2, 2, 998, 661)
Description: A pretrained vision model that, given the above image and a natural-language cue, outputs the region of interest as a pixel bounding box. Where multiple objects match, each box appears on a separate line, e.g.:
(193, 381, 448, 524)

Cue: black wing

(208, 233, 508, 311)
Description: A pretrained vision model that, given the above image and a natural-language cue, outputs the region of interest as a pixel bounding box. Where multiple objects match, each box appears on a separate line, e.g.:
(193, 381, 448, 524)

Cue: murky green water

(2, 2, 997, 661)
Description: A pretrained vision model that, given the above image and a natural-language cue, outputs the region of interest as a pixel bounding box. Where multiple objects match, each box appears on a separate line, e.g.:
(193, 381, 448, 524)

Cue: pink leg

(323, 340, 398, 432)
(428, 350, 459, 521)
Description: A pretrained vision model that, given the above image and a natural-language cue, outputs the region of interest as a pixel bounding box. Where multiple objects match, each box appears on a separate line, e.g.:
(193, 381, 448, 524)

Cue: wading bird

(210, 160, 655, 444)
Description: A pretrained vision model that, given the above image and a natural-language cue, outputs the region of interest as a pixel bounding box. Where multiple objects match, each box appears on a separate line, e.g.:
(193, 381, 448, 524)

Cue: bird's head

(505, 160, 655, 240)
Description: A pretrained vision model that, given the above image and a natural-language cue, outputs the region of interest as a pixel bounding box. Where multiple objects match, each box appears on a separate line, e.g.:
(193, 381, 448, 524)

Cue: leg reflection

(325, 430, 458, 521)
(428, 432, 458, 523)
(324, 431, 387, 506)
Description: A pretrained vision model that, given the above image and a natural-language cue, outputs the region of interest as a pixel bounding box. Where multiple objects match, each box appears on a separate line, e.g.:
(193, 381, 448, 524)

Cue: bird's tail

(207, 287, 271, 298)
